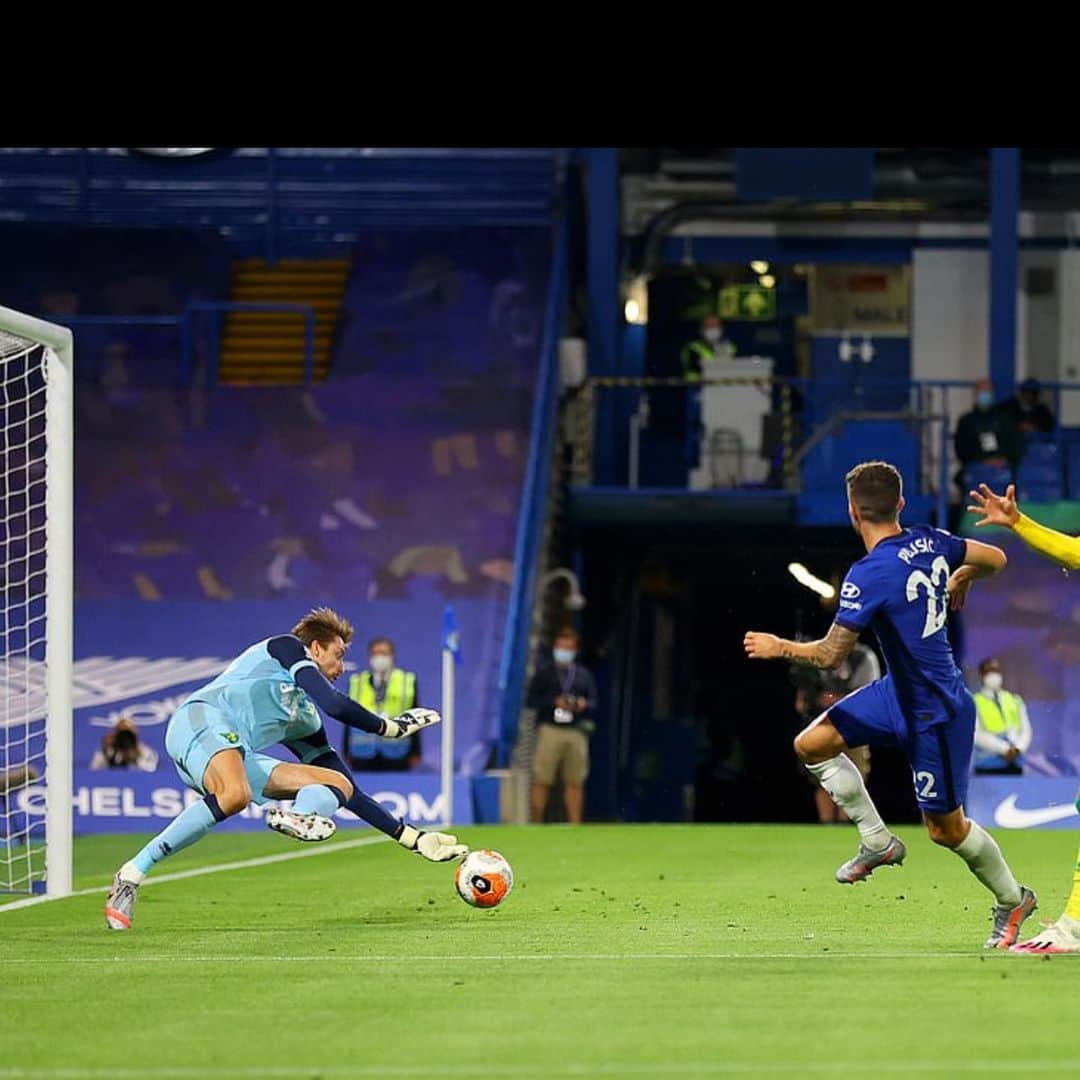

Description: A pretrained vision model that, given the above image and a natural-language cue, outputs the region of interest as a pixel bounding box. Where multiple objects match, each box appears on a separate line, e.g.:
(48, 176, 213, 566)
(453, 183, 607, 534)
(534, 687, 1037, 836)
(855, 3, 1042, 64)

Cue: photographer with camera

(90, 716, 159, 772)
(528, 628, 597, 825)
(790, 643, 880, 824)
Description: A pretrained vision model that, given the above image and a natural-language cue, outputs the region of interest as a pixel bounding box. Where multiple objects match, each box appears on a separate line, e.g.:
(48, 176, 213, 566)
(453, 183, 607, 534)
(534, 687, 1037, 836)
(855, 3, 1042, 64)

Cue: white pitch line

(1, 1062, 1079, 1078)
(0, 834, 388, 914)
(0, 951, 1018, 965)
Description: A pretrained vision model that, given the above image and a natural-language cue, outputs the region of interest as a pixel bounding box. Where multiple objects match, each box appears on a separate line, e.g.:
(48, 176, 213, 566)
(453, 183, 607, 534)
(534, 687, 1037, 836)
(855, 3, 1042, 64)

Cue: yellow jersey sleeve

(1013, 512, 1080, 571)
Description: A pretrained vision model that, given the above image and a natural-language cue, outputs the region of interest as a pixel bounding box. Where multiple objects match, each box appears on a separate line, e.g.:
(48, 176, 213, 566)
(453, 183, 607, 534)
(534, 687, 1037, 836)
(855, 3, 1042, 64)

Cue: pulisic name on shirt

(896, 536, 938, 564)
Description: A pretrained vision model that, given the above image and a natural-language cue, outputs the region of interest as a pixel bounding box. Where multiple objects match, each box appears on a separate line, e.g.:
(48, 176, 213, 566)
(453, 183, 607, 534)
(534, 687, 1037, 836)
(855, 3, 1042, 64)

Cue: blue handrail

(56, 302, 317, 388)
(495, 207, 570, 766)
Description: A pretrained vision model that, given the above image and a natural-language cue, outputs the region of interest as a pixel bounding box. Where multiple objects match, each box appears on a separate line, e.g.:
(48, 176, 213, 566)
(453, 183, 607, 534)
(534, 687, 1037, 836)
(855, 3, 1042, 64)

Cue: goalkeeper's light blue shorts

(164, 701, 281, 805)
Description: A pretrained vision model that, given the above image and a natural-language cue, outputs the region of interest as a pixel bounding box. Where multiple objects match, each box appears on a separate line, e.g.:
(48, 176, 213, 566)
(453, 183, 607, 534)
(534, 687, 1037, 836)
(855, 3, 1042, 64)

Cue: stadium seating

(962, 463, 1014, 496)
(0, 224, 551, 770)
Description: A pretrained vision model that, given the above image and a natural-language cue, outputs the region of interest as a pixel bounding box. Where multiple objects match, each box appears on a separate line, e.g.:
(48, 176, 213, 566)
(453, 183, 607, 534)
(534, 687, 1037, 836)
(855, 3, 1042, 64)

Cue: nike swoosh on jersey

(993, 794, 1079, 829)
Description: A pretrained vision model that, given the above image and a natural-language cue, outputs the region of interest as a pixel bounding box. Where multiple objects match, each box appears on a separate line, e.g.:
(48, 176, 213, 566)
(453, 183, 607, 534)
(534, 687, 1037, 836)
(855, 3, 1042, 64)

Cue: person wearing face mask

(973, 658, 1032, 775)
(527, 628, 597, 824)
(954, 378, 1022, 484)
(681, 314, 736, 382)
(344, 637, 422, 772)
(999, 377, 1055, 435)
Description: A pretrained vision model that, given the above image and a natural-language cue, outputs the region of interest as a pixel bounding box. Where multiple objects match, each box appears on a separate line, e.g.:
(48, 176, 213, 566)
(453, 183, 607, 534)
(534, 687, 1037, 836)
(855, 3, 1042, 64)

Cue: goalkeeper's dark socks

(345, 787, 405, 838)
(305, 749, 403, 837)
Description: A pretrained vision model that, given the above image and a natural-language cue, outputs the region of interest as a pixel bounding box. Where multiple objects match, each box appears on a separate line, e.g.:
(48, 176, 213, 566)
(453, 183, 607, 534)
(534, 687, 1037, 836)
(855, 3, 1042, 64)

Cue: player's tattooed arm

(743, 622, 859, 670)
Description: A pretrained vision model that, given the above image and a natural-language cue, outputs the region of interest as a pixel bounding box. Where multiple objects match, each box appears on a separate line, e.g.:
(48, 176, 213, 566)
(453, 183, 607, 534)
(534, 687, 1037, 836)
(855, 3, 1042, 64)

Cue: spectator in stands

(681, 314, 735, 381)
(1000, 377, 1055, 435)
(343, 637, 422, 772)
(973, 658, 1032, 775)
(90, 717, 159, 771)
(954, 378, 1022, 478)
(528, 628, 597, 824)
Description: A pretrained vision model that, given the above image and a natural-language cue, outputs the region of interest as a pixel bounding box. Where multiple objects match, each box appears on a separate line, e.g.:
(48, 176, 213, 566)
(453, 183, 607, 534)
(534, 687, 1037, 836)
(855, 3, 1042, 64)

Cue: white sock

(805, 755, 891, 852)
(119, 860, 146, 885)
(952, 822, 1023, 908)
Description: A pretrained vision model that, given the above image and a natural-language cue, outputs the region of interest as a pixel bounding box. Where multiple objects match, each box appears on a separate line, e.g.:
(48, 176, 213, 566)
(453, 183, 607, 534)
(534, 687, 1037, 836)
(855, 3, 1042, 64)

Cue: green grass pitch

(1, 824, 1077, 1078)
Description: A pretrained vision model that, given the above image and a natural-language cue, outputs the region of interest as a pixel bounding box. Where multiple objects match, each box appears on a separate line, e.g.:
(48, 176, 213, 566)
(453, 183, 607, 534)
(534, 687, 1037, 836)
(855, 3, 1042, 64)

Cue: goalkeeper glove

(396, 824, 468, 862)
(380, 707, 441, 739)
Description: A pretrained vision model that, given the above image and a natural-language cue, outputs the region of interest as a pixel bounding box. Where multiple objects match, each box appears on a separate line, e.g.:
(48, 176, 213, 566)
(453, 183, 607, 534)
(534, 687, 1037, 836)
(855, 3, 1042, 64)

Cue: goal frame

(0, 305, 72, 897)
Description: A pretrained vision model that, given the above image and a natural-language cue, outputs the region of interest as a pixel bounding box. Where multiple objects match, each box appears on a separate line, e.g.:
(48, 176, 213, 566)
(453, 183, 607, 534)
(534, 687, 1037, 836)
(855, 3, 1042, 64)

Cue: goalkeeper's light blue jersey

(182, 637, 323, 751)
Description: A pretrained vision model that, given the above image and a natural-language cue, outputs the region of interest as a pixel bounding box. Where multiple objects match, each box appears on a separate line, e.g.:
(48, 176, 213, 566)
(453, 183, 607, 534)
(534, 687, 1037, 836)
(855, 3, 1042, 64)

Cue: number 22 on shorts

(914, 770, 938, 800)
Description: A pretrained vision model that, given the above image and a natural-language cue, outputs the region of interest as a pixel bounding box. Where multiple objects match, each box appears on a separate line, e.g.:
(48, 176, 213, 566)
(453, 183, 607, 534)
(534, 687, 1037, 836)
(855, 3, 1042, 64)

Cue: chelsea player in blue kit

(745, 462, 1037, 949)
(105, 608, 467, 930)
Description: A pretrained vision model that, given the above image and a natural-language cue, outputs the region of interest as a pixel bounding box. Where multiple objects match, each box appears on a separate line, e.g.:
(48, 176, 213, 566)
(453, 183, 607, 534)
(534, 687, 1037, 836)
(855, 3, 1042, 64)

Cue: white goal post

(0, 305, 72, 898)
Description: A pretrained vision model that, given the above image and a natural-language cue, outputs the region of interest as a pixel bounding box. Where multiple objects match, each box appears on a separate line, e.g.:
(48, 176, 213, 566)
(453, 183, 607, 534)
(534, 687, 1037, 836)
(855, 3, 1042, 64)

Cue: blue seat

(963, 464, 1013, 493)
(1016, 462, 1063, 502)
(1021, 440, 1060, 468)
(1017, 463, 1060, 484)
(1019, 484, 1064, 503)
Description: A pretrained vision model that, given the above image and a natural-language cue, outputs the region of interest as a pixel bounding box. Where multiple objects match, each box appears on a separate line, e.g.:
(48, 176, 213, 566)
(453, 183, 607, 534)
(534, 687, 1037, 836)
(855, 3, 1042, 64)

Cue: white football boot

(104, 872, 140, 931)
(1010, 914, 1080, 955)
(266, 808, 336, 842)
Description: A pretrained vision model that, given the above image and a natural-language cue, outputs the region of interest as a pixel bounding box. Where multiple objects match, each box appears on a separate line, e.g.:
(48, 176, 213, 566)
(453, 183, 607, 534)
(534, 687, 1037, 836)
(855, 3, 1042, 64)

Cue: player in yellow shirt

(967, 482, 1080, 953)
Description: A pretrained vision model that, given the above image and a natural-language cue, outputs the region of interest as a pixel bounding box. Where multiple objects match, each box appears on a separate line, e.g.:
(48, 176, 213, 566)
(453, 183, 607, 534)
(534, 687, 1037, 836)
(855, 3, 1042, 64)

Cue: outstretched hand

(967, 483, 1020, 529)
(416, 831, 469, 862)
(744, 632, 783, 660)
(382, 707, 441, 739)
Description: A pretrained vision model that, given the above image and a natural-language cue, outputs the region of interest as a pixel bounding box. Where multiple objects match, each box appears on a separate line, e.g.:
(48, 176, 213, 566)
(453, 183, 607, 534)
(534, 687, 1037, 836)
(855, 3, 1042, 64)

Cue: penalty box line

(0, 834, 389, 914)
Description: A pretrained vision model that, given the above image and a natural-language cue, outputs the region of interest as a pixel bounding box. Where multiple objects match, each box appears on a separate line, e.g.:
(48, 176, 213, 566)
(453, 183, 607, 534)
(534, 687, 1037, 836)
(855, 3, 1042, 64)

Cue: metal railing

(56, 302, 317, 388)
(565, 375, 1080, 519)
(568, 374, 804, 492)
(495, 208, 570, 767)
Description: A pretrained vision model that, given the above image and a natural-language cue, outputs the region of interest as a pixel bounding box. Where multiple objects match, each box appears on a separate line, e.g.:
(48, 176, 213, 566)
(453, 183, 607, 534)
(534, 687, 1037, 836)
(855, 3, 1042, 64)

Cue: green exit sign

(719, 286, 776, 321)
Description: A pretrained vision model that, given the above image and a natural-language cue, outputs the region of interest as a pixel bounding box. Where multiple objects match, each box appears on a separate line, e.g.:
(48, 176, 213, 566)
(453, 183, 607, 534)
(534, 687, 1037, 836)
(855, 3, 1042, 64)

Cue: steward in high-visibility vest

(972, 660, 1031, 774)
(344, 650, 420, 772)
(680, 316, 735, 381)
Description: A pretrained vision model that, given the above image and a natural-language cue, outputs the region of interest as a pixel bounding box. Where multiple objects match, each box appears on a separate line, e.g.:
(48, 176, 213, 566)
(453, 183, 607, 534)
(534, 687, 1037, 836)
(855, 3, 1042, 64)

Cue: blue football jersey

(835, 524, 969, 725)
(182, 638, 323, 750)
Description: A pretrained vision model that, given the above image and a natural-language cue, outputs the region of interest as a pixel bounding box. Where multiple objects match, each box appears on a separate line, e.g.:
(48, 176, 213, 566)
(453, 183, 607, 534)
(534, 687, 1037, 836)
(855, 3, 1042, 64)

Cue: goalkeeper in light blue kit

(105, 607, 467, 930)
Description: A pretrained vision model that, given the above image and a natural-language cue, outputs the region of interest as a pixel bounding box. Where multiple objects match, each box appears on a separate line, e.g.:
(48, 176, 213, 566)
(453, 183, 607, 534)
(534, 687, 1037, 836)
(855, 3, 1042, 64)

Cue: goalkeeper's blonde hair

(291, 607, 354, 648)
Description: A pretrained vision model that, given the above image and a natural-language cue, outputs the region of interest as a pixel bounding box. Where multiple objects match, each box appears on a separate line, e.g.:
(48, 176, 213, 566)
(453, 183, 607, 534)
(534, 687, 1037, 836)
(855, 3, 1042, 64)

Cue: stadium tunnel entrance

(573, 524, 935, 826)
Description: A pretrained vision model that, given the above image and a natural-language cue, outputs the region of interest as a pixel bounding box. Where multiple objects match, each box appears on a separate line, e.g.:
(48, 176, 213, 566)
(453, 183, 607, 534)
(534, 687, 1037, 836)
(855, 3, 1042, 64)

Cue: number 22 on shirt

(905, 555, 950, 640)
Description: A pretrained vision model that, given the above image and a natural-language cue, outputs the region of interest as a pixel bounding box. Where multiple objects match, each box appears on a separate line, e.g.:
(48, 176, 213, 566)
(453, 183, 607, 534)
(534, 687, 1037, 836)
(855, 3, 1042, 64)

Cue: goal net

(0, 306, 72, 897)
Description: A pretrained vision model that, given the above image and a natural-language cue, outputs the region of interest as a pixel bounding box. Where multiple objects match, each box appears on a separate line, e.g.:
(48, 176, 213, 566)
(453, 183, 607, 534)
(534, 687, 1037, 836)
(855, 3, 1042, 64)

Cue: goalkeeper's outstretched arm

(968, 483, 1080, 570)
(267, 635, 426, 736)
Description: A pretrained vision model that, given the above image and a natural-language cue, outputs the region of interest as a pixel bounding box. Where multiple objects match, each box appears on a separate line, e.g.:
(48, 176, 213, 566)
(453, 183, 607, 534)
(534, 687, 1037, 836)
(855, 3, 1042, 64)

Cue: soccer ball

(454, 849, 513, 909)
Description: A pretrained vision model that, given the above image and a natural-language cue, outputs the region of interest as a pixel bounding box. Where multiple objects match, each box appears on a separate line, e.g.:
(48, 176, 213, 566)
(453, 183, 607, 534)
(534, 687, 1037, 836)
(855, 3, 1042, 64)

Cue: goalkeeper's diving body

(105, 608, 466, 930)
(968, 482, 1080, 954)
(744, 462, 1037, 949)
